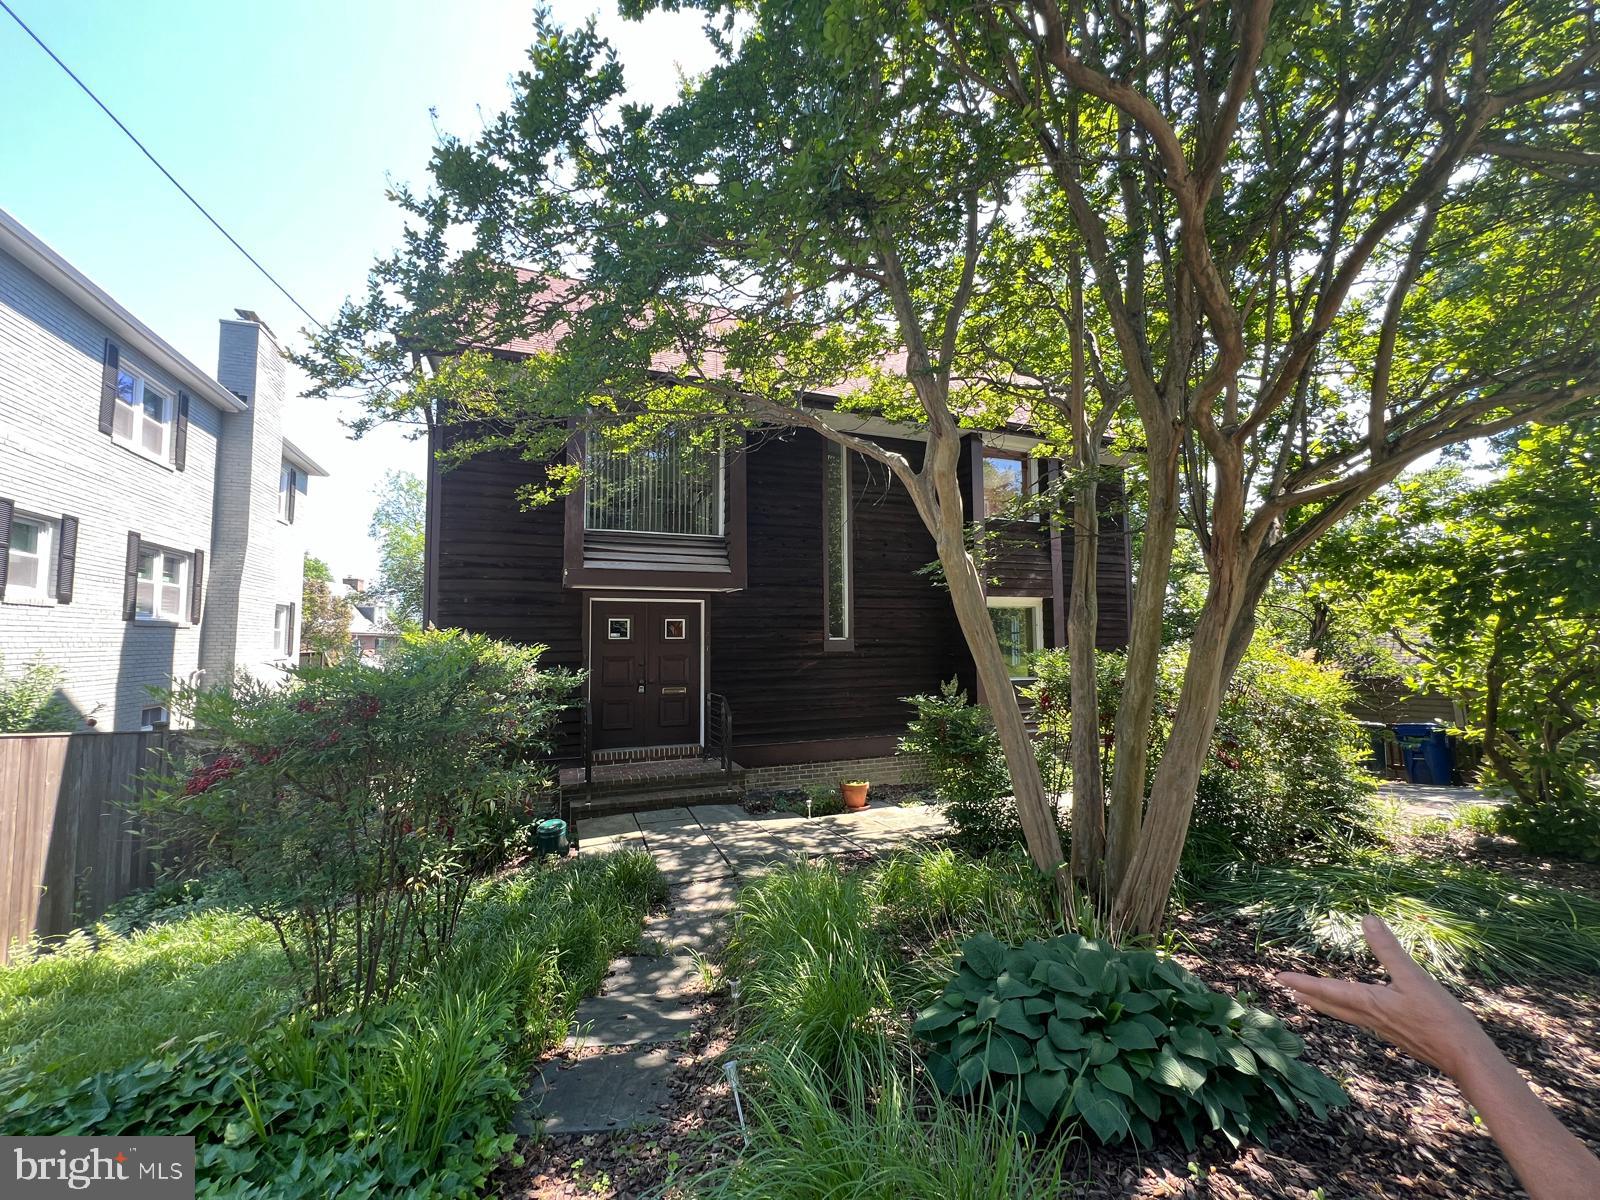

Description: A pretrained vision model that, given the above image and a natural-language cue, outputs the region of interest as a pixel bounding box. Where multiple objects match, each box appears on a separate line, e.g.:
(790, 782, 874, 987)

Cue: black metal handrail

(706, 692, 733, 777)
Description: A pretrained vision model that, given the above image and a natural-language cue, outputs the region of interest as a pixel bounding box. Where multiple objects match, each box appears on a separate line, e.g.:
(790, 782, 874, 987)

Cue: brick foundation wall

(744, 752, 928, 791)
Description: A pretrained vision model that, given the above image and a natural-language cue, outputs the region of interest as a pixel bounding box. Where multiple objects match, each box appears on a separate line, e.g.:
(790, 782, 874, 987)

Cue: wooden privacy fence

(0, 731, 179, 963)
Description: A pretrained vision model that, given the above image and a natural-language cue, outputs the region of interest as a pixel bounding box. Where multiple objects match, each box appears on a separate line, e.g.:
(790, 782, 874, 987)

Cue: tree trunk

(1066, 262, 1104, 893)
(1110, 559, 1245, 935)
(1104, 428, 1183, 892)
(935, 517, 1067, 897)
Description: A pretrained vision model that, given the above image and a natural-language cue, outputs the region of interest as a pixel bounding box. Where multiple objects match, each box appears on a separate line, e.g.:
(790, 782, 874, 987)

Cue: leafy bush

(726, 859, 894, 1077)
(1199, 854, 1600, 982)
(1035, 643, 1376, 869)
(0, 653, 77, 732)
(1494, 777, 1600, 862)
(901, 680, 1053, 856)
(914, 931, 1346, 1147)
(0, 849, 663, 1198)
(145, 630, 579, 1013)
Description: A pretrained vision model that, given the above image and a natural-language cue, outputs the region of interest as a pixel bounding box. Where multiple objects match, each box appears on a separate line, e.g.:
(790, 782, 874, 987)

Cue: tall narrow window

(823, 440, 851, 646)
(987, 598, 1044, 678)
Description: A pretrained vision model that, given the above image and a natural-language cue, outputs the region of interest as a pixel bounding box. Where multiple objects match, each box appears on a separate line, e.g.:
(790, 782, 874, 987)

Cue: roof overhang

(281, 437, 329, 477)
(0, 206, 246, 415)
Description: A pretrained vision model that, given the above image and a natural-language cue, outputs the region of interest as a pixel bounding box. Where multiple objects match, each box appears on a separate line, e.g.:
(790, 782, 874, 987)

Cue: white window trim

(278, 463, 297, 523)
(135, 547, 190, 624)
(140, 706, 170, 732)
(112, 365, 174, 466)
(273, 604, 294, 656)
(987, 597, 1045, 680)
(5, 511, 56, 602)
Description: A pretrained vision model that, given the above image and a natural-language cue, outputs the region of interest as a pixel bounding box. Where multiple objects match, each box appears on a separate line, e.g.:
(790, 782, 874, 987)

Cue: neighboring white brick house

(0, 209, 328, 730)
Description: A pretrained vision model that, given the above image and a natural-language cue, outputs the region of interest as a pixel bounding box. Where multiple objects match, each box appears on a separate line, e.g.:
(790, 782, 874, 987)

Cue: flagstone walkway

(514, 801, 945, 1135)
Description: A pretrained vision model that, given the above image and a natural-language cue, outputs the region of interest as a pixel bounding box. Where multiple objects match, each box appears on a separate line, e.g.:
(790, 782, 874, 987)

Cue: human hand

(1276, 914, 1491, 1077)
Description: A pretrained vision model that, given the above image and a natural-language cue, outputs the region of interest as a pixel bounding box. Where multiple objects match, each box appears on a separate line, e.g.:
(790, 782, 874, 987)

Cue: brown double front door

(589, 599, 703, 750)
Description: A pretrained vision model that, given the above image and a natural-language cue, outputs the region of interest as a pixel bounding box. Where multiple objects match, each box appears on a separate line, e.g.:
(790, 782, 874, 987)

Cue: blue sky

(0, 0, 712, 577)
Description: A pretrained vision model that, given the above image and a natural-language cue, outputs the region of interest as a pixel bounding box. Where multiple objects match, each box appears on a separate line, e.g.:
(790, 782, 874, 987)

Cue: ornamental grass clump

(915, 932, 1346, 1148)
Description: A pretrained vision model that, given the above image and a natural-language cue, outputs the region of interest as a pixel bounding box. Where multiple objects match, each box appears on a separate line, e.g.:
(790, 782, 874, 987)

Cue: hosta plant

(914, 932, 1346, 1148)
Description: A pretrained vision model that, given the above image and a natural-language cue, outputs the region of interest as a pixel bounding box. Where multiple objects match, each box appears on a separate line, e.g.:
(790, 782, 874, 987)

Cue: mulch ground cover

(492, 829, 1599, 1199)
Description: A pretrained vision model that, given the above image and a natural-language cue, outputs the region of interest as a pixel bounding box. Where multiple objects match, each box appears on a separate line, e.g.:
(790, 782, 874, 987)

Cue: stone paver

(523, 800, 945, 1136)
(515, 1046, 674, 1135)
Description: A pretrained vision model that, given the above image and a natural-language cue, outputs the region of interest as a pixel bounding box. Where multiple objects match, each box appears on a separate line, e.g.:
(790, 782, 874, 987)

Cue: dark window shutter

(55, 515, 79, 603)
(286, 468, 297, 523)
(0, 497, 13, 600)
(190, 548, 205, 624)
(288, 602, 298, 657)
(99, 340, 120, 434)
(173, 392, 190, 470)
(123, 531, 142, 620)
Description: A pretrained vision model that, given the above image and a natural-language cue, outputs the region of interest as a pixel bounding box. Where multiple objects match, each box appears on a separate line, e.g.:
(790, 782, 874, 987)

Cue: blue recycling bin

(1393, 723, 1453, 786)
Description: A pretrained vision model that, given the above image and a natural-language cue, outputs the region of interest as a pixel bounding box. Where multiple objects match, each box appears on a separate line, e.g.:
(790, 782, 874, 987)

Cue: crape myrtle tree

(299, 0, 1600, 934)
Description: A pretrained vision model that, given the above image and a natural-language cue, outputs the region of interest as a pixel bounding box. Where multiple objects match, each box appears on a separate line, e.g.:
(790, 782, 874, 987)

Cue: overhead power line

(0, 0, 324, 330)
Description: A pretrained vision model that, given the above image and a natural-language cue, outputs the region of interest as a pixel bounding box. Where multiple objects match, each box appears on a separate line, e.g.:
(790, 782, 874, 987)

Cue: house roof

(476, 271, 1044, 435)
(0, 207, 247, 416)
(281, 437, 329, 477)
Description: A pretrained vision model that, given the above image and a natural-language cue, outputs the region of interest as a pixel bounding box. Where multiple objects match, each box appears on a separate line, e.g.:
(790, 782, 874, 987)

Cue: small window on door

(607, 617, 632, 640)
(663, 617, 687, 640)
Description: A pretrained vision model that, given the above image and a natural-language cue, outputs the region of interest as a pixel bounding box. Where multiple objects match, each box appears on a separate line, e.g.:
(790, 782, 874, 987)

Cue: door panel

(589, 601, 703, 749)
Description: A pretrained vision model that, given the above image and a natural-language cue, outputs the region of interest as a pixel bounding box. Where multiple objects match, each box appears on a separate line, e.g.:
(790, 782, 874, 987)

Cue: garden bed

(493, 839, 1600, 1200)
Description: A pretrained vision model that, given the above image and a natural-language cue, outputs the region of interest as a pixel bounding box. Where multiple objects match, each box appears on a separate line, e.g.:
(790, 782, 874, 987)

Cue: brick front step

(566, 785, 746, 821)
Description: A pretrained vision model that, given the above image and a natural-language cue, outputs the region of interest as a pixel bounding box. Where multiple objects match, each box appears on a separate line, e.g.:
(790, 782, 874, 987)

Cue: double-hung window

(273, 604, 294, 656)
(823, 440, 852, 647)
(278, 463, 298, 522)
(6, 513, 54, 599)
(113, 367, 172, 461)
(988, 598, 1044, 679)
(136, 548, 188, 622)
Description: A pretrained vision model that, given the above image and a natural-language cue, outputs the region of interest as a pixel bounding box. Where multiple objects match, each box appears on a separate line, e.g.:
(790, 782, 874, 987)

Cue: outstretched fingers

(1276, 970, 1384, 1028)
(1360, 914, 1429, 985)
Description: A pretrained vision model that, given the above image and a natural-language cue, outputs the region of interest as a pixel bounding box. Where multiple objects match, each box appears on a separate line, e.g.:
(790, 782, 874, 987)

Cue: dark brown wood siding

(430, 427, 1133, 761)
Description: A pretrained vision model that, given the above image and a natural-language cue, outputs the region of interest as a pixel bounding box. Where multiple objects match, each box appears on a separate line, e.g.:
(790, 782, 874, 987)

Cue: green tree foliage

(369, 471, 425, 630)
(298, 0, 1600, 934)
(1346, 423, 1600, 858)
(143, 631, 580, 1014)
(0, 654, 77, 733)
(299, 555, 352, 659)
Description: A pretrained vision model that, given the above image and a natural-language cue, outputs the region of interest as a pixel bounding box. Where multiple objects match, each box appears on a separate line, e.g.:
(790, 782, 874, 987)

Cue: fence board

(0, 732, 178, 962)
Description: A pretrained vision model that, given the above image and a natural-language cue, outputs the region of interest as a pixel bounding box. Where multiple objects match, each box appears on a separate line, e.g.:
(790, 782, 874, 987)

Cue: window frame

(981, 449, 1038, 522)
(140, 706, 170, 731)
(5, 511, 56, 601)
(822, 439, 853, 651)
(278, 463, 298, 523)
(582, 430, 726, 538)
(273, 603, 294, 655)
(987, 597, 1045, 680)
(135, 547, 190, 623)
(111, 365, 173, 464)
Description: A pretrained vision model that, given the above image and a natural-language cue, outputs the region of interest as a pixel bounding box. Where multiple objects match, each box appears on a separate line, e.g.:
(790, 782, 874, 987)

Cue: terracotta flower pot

(841, 781, 870, 810)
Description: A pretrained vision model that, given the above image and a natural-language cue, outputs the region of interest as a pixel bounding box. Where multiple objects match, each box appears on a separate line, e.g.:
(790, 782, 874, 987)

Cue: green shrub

(700, 1045, 1073, 1200)
(1199, 854, 1600, 982)
(1035, 643, 1376, 870)
(914, 932, 1346, 1147)
(0, 850, 662, 1198)
(726, 859, 894, 1077)
(0, 653, 77, 732)
(901, 680, 1052, 856)
(871, 848, 1058, 948)
(1494, 780, 1600, 862)
(145, 629, 580, 1014)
